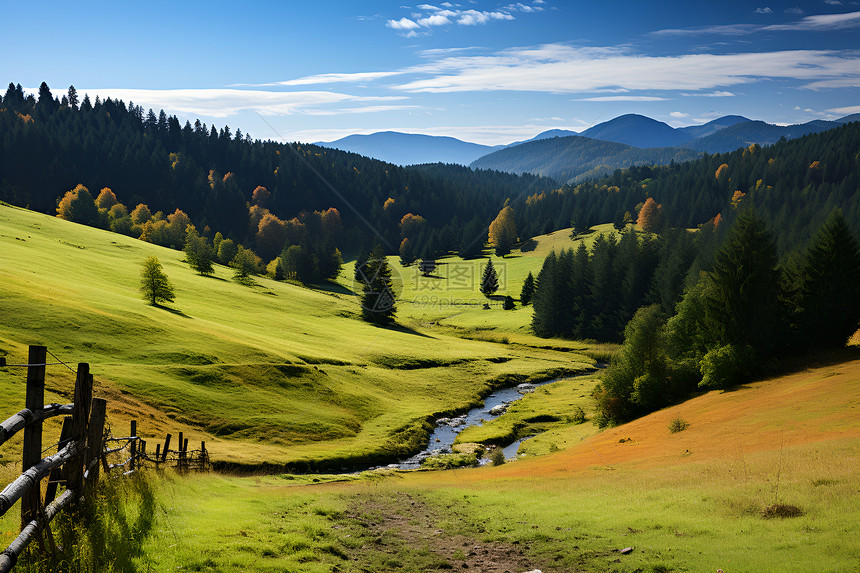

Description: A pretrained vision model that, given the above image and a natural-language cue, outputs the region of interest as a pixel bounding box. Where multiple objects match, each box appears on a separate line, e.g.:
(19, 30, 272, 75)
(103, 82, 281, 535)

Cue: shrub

(699, 344, 751, 389)
(668, 417, 689, 433)
(569, 405, 586, 424)
(489, 448, 506, 466)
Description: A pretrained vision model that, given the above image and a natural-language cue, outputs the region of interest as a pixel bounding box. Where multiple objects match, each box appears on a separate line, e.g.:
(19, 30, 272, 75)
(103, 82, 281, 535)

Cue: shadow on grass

(370, 322, 436, 339)
(153, 304, 191, 318)
(315, 281, 357, 296)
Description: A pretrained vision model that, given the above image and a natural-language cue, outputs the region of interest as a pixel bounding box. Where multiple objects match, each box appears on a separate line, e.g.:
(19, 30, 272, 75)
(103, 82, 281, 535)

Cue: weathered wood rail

(0, 346, 104, 572)
(0, 345, 210, 572)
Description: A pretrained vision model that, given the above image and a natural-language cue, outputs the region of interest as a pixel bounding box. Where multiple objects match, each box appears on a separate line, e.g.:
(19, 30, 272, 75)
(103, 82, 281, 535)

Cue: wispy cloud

(754, 7, 774, 14)
(265, 72, 404, 87)
(680, 90, 736, 97)
(393, 45, 860, 94)
(576, 96, 670, 102)
(827, 104, 860, 115)
(653, 10, 860, 36)
(66, 88, 410, 118)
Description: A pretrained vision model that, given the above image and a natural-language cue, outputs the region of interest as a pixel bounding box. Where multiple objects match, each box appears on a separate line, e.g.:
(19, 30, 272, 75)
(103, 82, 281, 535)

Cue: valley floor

(123, 356, 859, 572)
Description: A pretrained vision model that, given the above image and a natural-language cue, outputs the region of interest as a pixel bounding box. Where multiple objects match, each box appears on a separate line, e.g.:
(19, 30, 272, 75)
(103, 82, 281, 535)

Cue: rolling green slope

(0, 204, 594, 469)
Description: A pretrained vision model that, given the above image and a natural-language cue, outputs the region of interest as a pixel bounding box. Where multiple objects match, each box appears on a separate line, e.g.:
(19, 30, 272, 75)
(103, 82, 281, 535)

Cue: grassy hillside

(0, 203, 603, 470)
(57, 355, 856, 572)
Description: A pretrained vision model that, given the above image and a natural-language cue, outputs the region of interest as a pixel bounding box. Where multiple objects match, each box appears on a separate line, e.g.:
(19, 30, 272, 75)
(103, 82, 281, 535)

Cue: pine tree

(359, 245, 397, 325)
(480, 259, 499, 297)
(520, 271, 536, 305)
(705, 209, 782, 357)
(796, 210, 860, 348)
(140, 256, 175, 306)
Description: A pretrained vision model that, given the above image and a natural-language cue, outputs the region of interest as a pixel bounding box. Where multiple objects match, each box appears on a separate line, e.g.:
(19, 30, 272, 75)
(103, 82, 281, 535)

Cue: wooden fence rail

(0, 346, 103, 573)
(0, 345, 211, 572)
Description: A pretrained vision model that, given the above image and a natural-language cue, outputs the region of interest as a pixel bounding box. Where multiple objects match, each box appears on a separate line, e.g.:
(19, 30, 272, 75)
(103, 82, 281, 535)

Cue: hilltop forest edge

(2, 82, 860, 427)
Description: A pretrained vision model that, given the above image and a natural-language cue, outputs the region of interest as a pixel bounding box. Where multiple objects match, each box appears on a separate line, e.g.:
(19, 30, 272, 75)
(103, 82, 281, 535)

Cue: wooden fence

(0, 345, 207, 572)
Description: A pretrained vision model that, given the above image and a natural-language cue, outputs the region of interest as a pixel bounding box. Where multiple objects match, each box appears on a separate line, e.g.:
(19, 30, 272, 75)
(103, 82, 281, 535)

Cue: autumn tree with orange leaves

(636, 197, 662, 232)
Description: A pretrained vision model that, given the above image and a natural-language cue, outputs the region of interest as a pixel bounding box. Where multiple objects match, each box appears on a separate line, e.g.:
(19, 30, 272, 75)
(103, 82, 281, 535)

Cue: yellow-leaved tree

(488, 205, 517, 256)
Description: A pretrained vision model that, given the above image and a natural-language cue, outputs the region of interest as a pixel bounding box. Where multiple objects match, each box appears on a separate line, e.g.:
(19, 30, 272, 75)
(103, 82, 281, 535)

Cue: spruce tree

(359, 245, 397, 325)
(520, 271, 536, 305)
(796, 210, 860, 347)
(480, 259, 499, 297)
(705, 209, 781, 358)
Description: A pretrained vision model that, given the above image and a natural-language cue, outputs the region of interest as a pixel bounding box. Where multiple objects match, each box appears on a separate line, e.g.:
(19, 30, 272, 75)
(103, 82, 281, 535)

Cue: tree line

(591, 209, 860, 426)
(0, 82, 554, 276)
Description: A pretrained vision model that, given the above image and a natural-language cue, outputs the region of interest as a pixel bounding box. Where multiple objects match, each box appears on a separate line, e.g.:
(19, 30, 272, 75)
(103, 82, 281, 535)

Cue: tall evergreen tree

(520, 271, 536, 305)
(359, 245, 397, 325)
(704, 209, 782, 357)
(795, 210, 860, 347)
(480, 259, 499, 297)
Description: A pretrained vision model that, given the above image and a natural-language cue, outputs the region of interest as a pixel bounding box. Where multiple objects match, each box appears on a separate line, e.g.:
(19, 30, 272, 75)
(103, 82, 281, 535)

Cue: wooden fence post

(129, 420, 137, 472)
(21, 345, 46, 529)
(199, 441, 206, 471)
(65, 367, 92, 494)
(155, 443, 161, 462)
(182, 437, 189, 472)
(44, 417, 72, 506)
(161, 434, 171, 463)
(177, 432, 184, 471)
(85, 398, 107, 496)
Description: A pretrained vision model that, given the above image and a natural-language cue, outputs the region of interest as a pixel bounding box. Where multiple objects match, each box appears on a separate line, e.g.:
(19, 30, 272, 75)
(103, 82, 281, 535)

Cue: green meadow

(0, 203, 601, 470)
(4, 203, 856, 572)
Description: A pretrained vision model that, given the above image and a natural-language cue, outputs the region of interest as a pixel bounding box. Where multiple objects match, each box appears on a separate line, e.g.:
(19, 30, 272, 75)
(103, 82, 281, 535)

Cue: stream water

(386, 377, 569, 470)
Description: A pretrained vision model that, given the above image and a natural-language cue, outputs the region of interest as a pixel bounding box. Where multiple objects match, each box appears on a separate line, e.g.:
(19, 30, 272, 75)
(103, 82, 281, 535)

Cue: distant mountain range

(472, 113, 860, 184)
(315, 131, 504, 166)
(316, 113, 860, 184)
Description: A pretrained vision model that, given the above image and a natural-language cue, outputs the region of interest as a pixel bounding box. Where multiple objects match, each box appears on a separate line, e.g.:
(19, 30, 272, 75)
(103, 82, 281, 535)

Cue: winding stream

(387, 376, 570, 470)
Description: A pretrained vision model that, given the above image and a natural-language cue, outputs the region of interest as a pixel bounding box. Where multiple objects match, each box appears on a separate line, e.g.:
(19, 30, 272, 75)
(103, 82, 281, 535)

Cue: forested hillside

(0, 82, 553, 265)
(470, 135, 699, 184)
(518, 121, 860, 253)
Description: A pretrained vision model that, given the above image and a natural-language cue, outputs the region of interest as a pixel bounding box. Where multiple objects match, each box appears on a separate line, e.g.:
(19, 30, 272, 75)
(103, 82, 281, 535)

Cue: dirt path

(339, 490, 547, 572)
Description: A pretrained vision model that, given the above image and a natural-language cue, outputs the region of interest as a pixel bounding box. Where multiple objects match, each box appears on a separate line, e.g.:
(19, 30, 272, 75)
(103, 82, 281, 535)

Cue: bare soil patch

(339, 490, 546, 572)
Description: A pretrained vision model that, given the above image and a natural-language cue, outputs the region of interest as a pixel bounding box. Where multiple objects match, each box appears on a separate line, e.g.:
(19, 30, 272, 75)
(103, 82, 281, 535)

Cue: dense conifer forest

(0, 82, 554, 265)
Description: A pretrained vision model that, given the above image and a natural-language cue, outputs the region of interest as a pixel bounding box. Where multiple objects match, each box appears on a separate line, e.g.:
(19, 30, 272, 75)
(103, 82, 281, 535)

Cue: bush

(490, 448, 506, 466)
(668, 417, 689, 433)
(569, 405, 586, 424)
(699, 344, 751, 390)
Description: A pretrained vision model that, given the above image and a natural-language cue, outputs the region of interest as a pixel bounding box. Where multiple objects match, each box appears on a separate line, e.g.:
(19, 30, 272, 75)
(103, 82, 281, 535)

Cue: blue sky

(3, 0, 859, 144)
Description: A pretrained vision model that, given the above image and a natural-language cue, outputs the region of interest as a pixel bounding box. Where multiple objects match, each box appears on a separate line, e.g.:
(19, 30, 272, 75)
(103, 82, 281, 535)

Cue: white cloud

(785, 7, 804, 15)
(680, 90, 736, 97)
(576, 96, 670, 102)
(653, 10, 860, 35)
(67, 88, 409, 118)
(824, 0, 843, 5)
(670, 111, 689, 118)
(394, 45, 860, 94)
(827, 104, 860, 114)
(803, 77, 860, 89)
(764, 10, 860, 31)
(418, 14, 452, 26)
(386, 17, 421, 30)
(754, 7, 773, 14)
(269, 71, 404, 86)
(385, 4, 527, 34)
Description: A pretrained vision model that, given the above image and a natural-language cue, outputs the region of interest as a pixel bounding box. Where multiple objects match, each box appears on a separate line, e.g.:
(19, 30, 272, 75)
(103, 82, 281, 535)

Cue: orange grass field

(410, 356, 860, 483)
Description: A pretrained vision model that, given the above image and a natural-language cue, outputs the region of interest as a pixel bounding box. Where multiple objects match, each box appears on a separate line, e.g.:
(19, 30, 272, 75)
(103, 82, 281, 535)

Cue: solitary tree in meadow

(480, 259, 499, 297)
(140, 256, 175, 306)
